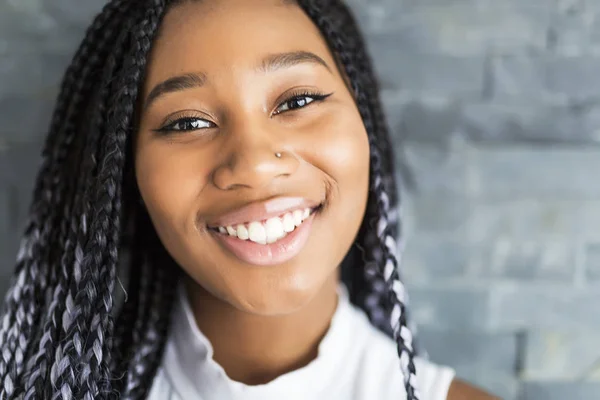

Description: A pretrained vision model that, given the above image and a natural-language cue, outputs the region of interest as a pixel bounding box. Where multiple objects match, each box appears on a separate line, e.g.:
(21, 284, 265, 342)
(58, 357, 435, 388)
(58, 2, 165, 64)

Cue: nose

(212, 120, 300, 191)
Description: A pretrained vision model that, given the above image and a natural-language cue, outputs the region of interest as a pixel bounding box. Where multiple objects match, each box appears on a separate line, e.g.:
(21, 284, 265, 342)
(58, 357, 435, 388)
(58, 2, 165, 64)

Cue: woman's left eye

(274, 93, 331, 115)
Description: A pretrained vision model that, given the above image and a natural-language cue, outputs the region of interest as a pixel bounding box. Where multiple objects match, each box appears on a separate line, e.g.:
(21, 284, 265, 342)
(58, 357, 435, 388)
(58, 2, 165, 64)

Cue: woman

(0, 0, 497, 399)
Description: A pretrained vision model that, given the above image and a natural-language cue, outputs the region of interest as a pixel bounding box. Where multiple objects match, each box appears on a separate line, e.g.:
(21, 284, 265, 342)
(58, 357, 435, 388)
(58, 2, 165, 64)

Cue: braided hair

(0, 0, 419, 399)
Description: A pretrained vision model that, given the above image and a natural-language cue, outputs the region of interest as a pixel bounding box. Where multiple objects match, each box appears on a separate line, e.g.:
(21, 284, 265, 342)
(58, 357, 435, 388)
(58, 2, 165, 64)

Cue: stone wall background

(2, 0, 600, 398)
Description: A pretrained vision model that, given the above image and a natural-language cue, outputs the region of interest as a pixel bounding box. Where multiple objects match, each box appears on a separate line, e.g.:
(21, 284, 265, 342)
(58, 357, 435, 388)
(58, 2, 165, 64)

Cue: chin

(230, 274, 321, 317)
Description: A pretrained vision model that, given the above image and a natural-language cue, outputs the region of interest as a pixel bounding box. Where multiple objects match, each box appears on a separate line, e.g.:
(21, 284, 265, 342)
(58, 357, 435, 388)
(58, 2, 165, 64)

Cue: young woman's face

(135, 0, 370, 315)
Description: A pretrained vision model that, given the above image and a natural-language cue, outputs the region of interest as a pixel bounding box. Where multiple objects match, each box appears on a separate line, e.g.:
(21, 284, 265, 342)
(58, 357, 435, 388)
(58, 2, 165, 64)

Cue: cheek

(299, 106, 370, 275)
(313, 108, 370, 208)
(134, 139, 209, 238)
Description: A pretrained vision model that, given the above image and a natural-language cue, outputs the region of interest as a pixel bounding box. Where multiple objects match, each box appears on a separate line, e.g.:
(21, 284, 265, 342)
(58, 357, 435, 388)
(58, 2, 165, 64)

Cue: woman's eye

(274, 93, 331, 115)
(159, 117, 215, 133)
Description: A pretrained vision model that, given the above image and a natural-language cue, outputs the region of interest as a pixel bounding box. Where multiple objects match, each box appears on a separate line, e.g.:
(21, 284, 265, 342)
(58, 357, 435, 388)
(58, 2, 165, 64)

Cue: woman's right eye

(157, 117, 216, 133)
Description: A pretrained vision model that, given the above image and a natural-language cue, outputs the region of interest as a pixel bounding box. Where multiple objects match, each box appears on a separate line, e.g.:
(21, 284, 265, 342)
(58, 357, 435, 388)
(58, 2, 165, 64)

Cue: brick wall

(1, 0, 599, 398)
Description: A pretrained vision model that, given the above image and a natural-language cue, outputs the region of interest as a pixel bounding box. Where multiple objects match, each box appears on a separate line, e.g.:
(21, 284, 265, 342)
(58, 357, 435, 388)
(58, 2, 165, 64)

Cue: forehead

(144, 0, 337, 90)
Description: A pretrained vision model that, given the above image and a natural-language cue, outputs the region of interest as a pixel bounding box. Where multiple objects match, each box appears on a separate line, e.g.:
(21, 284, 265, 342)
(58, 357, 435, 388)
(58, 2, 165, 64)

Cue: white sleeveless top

(147, 285, 455, 400)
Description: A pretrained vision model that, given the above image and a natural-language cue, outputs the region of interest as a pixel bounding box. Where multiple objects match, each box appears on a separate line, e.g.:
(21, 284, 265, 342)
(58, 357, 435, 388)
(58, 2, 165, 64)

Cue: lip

(206, 196, 322, 228)
(210, 211, 317, 266)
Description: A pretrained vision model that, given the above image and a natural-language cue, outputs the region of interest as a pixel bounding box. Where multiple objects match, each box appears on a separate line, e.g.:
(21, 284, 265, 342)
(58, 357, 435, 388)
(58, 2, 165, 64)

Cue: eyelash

(154, 90, 333, 134)
(272, 90, 332, 116)
(155, 114, 215, 134)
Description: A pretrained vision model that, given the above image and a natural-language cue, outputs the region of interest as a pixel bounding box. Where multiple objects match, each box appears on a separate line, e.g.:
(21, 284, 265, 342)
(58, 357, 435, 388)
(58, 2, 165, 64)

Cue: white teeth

(216, 206, 316, 244)
(282, 213, 295, 233)
(265, 217, 285, 244)
(292, 210, 303, 226)
(236, 224, 249, 240)
(248, 221, 267, 244)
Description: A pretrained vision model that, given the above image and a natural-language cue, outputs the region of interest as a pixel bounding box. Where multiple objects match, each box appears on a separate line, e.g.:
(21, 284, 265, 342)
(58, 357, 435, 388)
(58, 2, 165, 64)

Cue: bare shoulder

(447, 378, 501, 400)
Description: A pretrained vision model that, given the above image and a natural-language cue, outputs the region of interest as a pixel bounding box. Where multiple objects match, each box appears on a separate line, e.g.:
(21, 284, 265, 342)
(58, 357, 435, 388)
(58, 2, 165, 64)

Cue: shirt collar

(163, 283, 355, 400)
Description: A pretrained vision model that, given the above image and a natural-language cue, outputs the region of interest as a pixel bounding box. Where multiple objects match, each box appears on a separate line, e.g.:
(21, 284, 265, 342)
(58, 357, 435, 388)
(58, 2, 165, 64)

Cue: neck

(184, 275, 339, 385)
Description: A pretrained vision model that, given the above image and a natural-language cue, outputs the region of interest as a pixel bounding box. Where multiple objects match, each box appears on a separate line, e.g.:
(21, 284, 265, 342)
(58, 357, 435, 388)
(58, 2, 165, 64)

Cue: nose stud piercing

(275, 152, 282, 158)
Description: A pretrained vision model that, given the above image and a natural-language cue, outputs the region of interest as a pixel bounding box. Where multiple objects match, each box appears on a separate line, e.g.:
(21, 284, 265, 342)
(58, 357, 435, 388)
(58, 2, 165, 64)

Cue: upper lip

(206, 196, 322, 228)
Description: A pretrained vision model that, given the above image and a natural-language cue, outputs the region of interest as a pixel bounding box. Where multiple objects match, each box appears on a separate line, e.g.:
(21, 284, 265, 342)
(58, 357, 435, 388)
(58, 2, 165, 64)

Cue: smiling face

(135, 0, 370, 316)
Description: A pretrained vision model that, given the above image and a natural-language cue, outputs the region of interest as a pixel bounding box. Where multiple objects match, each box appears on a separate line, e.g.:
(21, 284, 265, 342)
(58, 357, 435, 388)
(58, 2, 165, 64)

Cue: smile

(213, 206, 316, 244)
(208, 200, 323, 266)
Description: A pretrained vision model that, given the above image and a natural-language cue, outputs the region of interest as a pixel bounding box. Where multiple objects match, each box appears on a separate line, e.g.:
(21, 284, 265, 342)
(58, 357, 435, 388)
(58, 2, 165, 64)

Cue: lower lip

(211, 213, 316, 266)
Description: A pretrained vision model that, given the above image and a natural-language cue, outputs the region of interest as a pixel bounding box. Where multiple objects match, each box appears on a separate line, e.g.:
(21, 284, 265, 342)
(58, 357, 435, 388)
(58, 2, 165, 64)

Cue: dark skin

(134, 0, 497, 398)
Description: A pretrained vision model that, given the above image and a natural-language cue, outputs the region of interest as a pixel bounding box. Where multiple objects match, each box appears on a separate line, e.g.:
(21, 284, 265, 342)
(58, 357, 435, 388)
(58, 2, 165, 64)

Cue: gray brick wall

(1, 0, 599, 398)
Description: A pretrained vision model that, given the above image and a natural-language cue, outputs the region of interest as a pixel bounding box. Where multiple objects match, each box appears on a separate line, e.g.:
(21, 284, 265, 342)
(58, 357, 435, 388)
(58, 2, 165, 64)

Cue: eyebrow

(258, 51, 332, 74)
(144, 72, 207, 111)
(143, 51, 332, 110)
